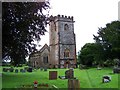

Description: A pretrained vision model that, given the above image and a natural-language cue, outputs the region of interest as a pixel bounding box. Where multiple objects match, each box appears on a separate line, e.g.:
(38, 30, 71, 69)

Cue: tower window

(64, 49, 70, 57)
(64, 24, 69, 31)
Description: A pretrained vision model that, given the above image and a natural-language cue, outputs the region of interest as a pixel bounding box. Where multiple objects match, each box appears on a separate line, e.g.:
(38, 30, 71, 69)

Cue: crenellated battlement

(50, 15, 74, 22)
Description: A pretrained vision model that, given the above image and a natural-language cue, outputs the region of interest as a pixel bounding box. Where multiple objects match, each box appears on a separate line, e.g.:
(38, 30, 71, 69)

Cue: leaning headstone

(49, 71, 57, 80)
(15, 69, 18, 73)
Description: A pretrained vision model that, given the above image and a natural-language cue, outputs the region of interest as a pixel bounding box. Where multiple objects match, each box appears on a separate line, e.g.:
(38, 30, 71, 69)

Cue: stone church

(29, 15, 76, 68)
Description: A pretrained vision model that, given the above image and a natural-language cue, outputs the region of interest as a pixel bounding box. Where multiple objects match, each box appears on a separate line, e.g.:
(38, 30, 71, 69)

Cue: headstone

(97, 67, 102, 70)
(102, 75, 111, 83)
(49, 71, 57, 80)
(113, 67, 120, 73)
(20, 69, 23, 72)
(15, 69, 18, 73)
(27, 67, 32, 72)
(68, 79, 80, 90)
(65, 68, 74, 79)
(22, 69, 26, 73)
(40, 67, 43, 71)
(3, 68, 8, 72)
(44, 67, 47, 71)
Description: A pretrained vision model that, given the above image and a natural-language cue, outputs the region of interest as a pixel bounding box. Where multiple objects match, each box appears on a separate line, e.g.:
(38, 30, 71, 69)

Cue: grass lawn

(0, 66, 2, 90)
(1, 66, 120, 89)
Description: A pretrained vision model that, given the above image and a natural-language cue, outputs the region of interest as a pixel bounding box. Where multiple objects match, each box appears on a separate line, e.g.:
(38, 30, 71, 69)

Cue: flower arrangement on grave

(33, 81, 38, 88)
(22, 81, 50, 88)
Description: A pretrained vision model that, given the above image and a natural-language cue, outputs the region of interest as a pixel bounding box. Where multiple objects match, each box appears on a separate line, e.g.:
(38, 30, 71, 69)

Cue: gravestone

(20, 69, 23, 72)
(44, 67, 47, 71)
(49, 71, 57, 80)
(113, 67, 120, 73)
(65, 68, 74, 79)
(22, 69, 26, 73)
(102, 75, 111, 83)
(3, 68, 8, 72)
(68, 79, 80, 90)
(27, 67, 32, 72)
(40, 67, 43, 71)
(15, 69, 18, 73)
(97, 67, 102, 70)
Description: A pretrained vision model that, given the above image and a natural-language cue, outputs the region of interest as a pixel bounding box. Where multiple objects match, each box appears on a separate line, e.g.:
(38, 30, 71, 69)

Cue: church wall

(40, 48, 49, 67)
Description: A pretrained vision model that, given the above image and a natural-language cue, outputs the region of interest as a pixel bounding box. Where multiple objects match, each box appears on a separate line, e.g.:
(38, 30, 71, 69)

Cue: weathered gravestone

(20, 69, 23, 72)
(113, 67, 120, 73)
(15, 69, 18, 73)
(68, 79, 80, 90)
(49, 71, 57, 80)
(3, 68, 8, 72)
(22, 69, 26, 73)
(65, 68, 74, 79)
(44, 67, 47, 71)
(20, 69, 26, 73)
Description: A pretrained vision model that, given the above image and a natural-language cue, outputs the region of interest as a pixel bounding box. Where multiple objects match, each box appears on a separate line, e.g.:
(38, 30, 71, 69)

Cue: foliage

(79, 21, 120, 67)
(93, 21, 120, 60)
(2, 2, 50, 66)
(78, 43, 105, 67)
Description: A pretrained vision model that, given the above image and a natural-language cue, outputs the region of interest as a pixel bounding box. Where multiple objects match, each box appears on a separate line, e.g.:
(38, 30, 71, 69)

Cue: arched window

(64, 49, 70, 57)
(64, 24, 69, 31)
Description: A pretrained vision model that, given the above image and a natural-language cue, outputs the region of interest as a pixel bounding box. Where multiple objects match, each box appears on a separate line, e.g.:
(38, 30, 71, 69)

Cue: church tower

(49, 15, 76, 68)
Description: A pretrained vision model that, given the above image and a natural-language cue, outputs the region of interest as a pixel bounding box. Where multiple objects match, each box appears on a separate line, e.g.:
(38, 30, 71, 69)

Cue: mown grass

(1, 66, 120, 89)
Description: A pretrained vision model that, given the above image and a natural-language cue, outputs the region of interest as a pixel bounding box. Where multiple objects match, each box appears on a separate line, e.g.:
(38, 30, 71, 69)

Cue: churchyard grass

(1, 66, 120, 89)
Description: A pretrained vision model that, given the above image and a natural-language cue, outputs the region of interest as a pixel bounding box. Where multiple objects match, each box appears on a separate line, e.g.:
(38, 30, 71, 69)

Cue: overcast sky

(38, 0, 119, 53)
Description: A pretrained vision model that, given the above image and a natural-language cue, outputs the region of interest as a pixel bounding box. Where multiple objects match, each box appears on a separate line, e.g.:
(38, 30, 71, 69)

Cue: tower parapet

(50, 15, 74, 22)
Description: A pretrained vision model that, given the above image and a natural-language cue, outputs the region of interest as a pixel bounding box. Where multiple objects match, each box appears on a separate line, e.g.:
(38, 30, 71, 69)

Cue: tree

(93, 21, 120, 60)
(2, 2, 50, 66)
(78, 43, 106, 67)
